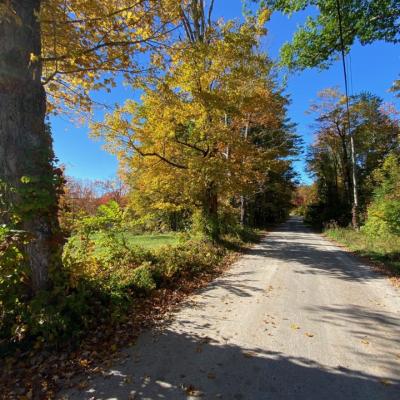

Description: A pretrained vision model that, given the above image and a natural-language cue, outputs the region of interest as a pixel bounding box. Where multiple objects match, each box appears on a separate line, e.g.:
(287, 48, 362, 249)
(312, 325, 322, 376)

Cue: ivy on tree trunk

(0, 0, 60, 293)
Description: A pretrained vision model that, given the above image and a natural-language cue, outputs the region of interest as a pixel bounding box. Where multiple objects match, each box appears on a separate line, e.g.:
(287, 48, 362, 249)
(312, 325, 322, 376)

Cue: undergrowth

(0, 224, 258, 354)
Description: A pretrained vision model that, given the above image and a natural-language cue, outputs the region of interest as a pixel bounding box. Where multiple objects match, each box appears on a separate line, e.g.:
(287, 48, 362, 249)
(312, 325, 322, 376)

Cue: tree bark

(0, 0, 60, 292)
(240, 195, 246, 226)
(203, 182, 219, 240)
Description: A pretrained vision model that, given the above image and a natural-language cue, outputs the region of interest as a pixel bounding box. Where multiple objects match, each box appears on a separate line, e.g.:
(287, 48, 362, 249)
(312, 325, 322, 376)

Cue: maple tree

(40, 0, 181, 114)
(92, 6, 289, 239)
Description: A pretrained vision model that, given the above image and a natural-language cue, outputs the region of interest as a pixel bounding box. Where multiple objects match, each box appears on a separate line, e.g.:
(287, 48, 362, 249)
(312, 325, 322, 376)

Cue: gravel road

(63, 217, 400, 400)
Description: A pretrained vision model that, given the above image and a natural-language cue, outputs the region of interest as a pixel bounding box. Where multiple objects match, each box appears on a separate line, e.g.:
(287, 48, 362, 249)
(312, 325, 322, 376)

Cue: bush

(363, 153, 400, 238)
(190, 209, 219, 241)
(153, 240, 224, 283)
(124, 263, 156, 293)
(363, 199, 400, 237)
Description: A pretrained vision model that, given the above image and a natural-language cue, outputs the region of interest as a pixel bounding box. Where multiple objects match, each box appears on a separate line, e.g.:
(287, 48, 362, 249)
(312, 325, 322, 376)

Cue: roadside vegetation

(324, 153, 400, 275)
(325, 228, 400, 274)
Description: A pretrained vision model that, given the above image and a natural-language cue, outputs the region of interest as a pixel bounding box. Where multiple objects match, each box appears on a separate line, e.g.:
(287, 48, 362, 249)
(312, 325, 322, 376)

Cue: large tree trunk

(0, 0, 59, 292)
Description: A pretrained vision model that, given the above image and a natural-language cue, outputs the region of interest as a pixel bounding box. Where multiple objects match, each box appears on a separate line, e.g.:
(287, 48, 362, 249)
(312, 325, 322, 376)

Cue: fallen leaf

(207, 372, 216, 380)
(291, 324, 300, 330)
(379, 378, 391, 386)
(79, 358, 89, 367)
(304, 332, 314, 338)
(243, 351, 256, 358)
(361, 340, 370, 345)
(185, 384, 203, 396)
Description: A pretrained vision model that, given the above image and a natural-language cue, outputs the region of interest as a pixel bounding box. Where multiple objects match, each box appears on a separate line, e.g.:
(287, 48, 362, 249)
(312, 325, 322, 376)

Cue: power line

(335, 0, 359, 228)
(348, 52, 354, 96)
(335, 0, 351, 130)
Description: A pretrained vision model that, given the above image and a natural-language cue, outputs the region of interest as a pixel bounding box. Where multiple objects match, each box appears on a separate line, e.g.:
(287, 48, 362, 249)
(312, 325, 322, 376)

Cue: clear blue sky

(51, 0, 399, 184)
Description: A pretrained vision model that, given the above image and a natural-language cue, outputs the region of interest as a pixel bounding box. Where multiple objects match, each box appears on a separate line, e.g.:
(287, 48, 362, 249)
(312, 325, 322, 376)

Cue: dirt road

(63, 217, 400, 399)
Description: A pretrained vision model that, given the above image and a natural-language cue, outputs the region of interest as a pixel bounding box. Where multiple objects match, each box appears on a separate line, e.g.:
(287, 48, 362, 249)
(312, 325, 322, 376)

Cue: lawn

(325, 228, 400, 274)
(120, 232, 181, 249)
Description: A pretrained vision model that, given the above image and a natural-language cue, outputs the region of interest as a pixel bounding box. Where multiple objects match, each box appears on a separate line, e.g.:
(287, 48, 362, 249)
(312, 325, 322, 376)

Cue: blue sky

(51, 0, 399, 184)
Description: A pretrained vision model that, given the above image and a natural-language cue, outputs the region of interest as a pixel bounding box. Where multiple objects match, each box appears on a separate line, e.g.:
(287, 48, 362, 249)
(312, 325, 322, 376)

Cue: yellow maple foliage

(39, 0, 181, 114)
(91, 11, 286, 237)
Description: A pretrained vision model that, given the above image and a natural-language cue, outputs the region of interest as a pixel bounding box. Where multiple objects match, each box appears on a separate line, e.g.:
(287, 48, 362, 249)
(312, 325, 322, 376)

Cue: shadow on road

(68, 328, 400, 400)
(247, 217, 384, 283)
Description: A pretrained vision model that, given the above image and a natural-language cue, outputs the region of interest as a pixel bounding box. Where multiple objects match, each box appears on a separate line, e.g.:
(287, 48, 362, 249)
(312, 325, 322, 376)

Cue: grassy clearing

(325, 228, 400, 274)
(90, 231, 181, 250)
(116, 232, 181, 249)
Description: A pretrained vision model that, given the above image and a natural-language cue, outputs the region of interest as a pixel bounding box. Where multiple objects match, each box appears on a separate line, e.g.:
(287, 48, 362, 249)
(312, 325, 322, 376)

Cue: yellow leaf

(29, 53, 39, 63)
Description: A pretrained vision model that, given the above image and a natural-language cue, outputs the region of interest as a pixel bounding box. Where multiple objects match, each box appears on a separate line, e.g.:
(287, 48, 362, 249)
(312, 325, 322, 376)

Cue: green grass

(325, 228, 400, 273)
(120, 232, 181, 249)
(93, 231, 181, 249)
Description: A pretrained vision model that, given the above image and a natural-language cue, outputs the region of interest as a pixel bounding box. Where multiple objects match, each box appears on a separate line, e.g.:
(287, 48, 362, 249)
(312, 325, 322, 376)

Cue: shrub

(363, 199, 400, 237)
(152, 240, 224, 283)
(363, 153, 400, 238)
(126, 263, 156, 293)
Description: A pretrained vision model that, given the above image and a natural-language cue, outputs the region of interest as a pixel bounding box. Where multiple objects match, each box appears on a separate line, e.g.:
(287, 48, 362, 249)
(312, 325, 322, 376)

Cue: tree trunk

(240, 195, 246, 226)
(203, 182, 219, 240)
(0, 0, 60, 292)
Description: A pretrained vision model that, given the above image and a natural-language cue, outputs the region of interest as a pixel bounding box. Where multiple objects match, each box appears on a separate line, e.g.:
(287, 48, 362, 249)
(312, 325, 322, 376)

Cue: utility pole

(335, 0, 359, 228)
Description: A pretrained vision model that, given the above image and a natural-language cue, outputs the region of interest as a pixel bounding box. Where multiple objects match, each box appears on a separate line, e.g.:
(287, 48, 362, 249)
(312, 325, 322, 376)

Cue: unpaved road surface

(63, 217, 400, 400)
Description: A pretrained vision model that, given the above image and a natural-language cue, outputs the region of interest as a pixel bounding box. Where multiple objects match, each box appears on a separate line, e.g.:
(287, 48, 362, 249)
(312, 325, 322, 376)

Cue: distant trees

(59, 176, 127, 231)
(292, 184, 318, 216)
(305, 89, 399, 227)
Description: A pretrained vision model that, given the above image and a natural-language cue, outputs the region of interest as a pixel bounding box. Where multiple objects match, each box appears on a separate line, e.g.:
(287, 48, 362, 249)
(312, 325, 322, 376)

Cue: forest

(0, 1, 399, 398)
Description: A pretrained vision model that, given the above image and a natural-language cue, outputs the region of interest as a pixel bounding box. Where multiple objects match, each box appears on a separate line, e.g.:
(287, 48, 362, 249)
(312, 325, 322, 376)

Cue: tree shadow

(304, 303, 400, 373)
(244, 217, 388, 283)
(61, 328, 400, 400)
